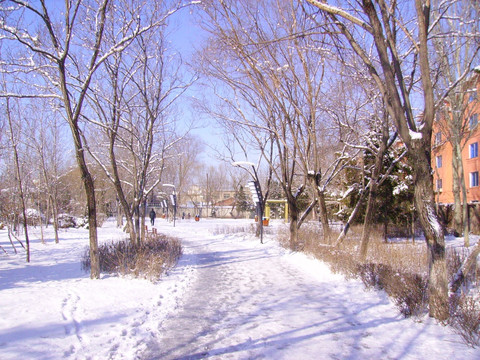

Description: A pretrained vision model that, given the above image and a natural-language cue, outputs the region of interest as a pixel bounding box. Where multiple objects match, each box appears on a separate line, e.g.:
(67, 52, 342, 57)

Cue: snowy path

(1, 218, 479, 359)
(141, 220, 479, 360)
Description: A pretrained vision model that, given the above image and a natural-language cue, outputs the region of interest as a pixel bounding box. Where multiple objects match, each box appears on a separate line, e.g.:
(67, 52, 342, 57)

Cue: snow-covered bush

(57, 214, 77, 228)
(19, 208, 45, 226)
(81, 234, 182, 281)
(56, 214, 98, 228)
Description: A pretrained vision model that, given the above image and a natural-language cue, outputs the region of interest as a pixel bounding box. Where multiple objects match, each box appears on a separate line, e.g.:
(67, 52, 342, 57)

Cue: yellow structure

(264, 199, 289, 223)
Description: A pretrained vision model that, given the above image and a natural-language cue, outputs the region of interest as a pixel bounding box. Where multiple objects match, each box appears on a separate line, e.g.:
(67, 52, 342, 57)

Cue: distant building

(432, 72, 480, 204)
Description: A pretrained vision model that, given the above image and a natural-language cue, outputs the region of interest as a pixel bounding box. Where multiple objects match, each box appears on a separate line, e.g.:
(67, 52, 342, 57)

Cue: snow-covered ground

(0, 217, 479, 359)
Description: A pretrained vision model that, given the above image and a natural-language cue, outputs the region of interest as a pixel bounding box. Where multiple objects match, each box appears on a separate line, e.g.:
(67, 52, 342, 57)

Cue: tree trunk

(452, 142, 463, 236)
(308, 173, 331, 242)
(116, 198, 124, 228)
(453, 140, 469, 246)
(450, 241, 480, 293)
(359, 184, 378, 261)
(335, 188, 367, 247)
(134, 205, 141, 246)
(410, 144, 449, 320)
(82, 162, 100, 279)
(288, 200, 299, 250)
(289, 213, 299, 250)
(50, 195, 60, 244)
(109, 141, 137, 244)
(463, 200, 469, 246)
(316, 190, 331, 242)
(140, 200, 147, 243)
(360, 130, 387, 260)
(6, 98, 30, 263)
(458, 146, 469, 247)
(65, 115, 100, 278)
(37, 200, 45, 244)
(411, 210, 415, 244)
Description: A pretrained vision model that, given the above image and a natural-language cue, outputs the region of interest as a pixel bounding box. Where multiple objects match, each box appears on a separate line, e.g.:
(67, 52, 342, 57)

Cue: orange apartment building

(433, 73, 480, 204)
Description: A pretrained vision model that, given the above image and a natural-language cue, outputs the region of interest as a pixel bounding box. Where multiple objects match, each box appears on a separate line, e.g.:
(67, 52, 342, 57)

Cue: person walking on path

(149, 209, 156, 226)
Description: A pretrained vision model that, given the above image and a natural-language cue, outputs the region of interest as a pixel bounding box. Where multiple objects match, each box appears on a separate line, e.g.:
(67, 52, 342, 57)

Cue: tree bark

(359, 184, 378, 261)
(335, 187, 367, 247)
(450, 241, 480, 293)
(360, 122, 389, 261)
(410, 143, 449, 320)
(452, 141, 463, 236)
(79, 152, 100, 279)
(452, 139, 469, 246)
(49, 194, 60, 244)
(110, 141, 136, 244)
(316, 192, 330, 240)
(308, 172, 331, 242)
(458, 143, 470, 246)
(289, 206, 299, 250)
(6, 98, 30, 263)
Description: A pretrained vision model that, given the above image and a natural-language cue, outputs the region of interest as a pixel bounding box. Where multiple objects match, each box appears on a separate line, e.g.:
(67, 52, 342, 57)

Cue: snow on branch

(305, 0, 373, 33)
(0, 92, 61, 99)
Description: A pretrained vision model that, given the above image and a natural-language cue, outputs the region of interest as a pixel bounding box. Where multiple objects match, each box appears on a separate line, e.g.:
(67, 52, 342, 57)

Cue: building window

(470, 114, 478, 129)
(470, 142, 479, 158)
(470, 90, 478, 102)
(436, 155, 442, 168)
(435, 132, 442, 146)
(437, 179, 443, 191)
(471, 171, 479, 187)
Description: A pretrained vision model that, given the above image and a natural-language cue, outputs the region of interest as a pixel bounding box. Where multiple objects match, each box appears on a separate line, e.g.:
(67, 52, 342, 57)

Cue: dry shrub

(387, 272, 427, 318)
(447, 248, 480, 289)
(446, 249, 480, 346)
(277, 228, 290, 249)
(365, 238, 427, 276)
(297, 224, 364, 278)
(289, 223, 429, 316)
(291, 222, 480, 338)
(357, 263, 427, 317)
(450, 294, 480, 347)
(311, 244, 359, 278)
(82, 233, 182, 281)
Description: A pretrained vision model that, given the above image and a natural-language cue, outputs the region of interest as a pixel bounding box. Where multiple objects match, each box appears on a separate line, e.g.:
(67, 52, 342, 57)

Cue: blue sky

(168, 6, 227, 164)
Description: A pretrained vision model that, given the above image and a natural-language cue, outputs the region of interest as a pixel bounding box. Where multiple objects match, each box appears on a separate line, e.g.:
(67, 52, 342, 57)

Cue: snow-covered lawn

(0, 218, 479, 359)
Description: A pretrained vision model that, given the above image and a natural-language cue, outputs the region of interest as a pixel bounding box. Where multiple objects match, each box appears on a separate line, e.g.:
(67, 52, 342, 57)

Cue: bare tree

(0, 1, 189, 275)
(170, 135, 204, 207)
(85, 8, 192, 244)
(24, 100, 66, 244)
(305, 0, 474, 320)
(431, 0, 480, 246)
(323, 66, 405, 254)
(4, 97, 30, 262)
(1, 0, 109, 277)
(197, 0, 350, 246)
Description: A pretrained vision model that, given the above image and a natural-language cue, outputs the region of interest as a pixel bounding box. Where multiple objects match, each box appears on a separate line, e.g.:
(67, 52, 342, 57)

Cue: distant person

(149, 208, 156, 226)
